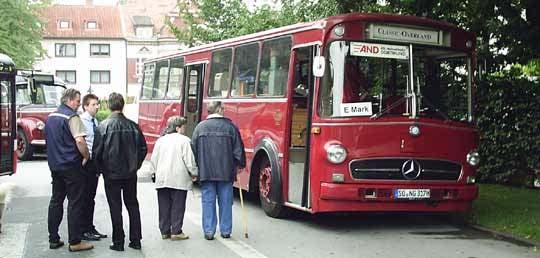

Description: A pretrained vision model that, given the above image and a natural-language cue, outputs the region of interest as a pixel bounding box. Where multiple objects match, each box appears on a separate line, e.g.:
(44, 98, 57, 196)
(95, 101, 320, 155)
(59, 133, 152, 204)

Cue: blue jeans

(201, 181, 233, 236)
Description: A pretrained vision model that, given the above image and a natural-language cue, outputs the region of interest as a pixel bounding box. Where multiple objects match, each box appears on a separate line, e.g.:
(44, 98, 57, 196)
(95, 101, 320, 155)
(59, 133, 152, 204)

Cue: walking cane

(238, 174, 249, 238)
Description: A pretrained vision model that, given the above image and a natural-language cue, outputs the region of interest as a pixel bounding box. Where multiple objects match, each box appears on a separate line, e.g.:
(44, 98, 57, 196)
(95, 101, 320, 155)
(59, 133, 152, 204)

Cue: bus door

(0, 59, 16, 176)
(183, 63, 205, 138)
(288, 46, 314, 207)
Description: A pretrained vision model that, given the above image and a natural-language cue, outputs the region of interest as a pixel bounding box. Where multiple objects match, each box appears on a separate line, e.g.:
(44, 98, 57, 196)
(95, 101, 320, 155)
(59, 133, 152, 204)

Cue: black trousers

(104, 177, 141, 244)
(48, 167, 85, 245)
(81, 160, 99, 233)
(157, 188, 187, 235)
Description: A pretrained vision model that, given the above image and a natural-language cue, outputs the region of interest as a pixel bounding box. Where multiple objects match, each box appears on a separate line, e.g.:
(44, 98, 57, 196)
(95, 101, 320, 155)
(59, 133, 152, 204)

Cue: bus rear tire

(16, 128, 33, 161)
(258, 157, 288, 218)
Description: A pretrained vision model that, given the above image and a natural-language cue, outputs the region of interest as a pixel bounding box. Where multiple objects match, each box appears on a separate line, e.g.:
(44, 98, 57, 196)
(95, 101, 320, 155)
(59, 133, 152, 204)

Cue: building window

(135, 27, 153, 39)
(90, 44, 110, 56)
(90, 71, 110, 84)
(86, 20, 98, 29)
(56, 70, 76, 84)
(58, 20, 71, 29)
(55, 43, 76, 57)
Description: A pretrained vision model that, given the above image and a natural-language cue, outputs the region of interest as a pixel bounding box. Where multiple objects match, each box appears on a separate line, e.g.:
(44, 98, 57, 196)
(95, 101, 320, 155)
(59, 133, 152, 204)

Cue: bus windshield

(319, 41, 471, 122)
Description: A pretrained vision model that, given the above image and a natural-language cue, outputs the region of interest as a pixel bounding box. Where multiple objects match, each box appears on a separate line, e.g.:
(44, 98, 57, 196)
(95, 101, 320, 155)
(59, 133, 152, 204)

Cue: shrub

(476, 73, 540, 186)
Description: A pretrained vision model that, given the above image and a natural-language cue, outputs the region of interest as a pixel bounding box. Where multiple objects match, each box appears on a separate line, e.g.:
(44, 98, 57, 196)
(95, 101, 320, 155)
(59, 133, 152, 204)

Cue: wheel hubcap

(259, 165, 272, 201)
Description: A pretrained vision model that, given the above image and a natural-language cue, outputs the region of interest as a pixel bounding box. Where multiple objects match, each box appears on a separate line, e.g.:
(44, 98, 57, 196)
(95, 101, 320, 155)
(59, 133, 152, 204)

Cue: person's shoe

(68, 242, 94, 252)
(161, 234, 171, 240)
(49, 240, 65, 249)
(204, 234, 214, 240)
(109, 243, 124, 251)
(90, 228, 107, 238)
(221, 234, 231, 239)
(82, 232, 100, 241)
(171, 233, 189, 241)
(128, 241, 141, 250)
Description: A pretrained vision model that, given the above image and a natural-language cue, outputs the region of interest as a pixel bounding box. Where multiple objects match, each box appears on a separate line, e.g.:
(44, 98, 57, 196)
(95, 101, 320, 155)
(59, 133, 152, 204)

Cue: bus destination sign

(340, 102, 373, 117)
(368, 24, 442, 45)
(350, 42, 409, 60)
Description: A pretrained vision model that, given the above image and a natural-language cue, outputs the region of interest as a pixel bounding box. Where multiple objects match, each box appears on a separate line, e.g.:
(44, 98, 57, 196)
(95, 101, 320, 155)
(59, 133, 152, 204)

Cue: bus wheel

(16, 128, 33, 161)
(258, 157, 287, 218)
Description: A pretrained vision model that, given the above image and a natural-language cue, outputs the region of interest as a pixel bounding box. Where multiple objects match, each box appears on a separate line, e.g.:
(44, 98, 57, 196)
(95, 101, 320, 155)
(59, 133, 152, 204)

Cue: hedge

(476, 73, 540, 186)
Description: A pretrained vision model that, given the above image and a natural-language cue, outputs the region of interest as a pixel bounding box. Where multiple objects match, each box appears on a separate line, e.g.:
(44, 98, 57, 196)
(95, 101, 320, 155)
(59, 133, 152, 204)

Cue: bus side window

(166, 58, 184, 99)
(154, 60, 169, 99)
(257, 37, 291, 97)
(141, 63, 155, 100)
(209, 49, 232, 97)
(231, 43, 258, 97)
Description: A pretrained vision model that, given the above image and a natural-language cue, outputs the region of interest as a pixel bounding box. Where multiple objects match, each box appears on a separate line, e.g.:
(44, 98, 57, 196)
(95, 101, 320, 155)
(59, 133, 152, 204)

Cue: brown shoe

(68, 242, 94, 252)
(171, 233, 189, 241)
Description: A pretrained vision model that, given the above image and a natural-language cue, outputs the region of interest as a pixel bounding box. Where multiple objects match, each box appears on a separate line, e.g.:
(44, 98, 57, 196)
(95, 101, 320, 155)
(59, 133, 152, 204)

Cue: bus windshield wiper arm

(421, 97, 450, 121)
(370, 96, 407, 120)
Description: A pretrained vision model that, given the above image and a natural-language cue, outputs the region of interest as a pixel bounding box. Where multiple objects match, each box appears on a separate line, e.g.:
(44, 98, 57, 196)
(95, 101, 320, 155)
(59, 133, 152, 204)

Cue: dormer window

(86, 20, 98, 29)
(58, 20, 71, 29)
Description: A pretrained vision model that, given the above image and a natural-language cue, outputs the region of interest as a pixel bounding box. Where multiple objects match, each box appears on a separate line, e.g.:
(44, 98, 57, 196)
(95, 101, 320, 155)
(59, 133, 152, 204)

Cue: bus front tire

(258, 157, 288, 218)
(16, 128, 33, 161)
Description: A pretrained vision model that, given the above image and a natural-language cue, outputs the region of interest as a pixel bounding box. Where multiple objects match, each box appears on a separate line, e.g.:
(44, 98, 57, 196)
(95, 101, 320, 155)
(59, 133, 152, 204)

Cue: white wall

(35, 38, 127, 99)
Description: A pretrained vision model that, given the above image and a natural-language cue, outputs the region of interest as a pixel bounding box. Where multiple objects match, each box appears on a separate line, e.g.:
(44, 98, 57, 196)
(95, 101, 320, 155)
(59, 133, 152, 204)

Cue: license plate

(394, 189, 430, 199)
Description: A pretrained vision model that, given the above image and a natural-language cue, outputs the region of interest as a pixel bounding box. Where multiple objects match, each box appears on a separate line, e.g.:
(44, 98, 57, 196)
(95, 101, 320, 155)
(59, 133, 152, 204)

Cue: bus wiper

(370, 96, 407, 120)
(420, 97, 450, 121)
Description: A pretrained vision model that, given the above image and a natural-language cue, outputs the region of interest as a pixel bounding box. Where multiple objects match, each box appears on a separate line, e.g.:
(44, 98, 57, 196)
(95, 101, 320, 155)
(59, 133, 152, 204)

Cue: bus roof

(0, 53, 16, 74)
(147, 12, 467, 63)
(0, 53, 14, 66)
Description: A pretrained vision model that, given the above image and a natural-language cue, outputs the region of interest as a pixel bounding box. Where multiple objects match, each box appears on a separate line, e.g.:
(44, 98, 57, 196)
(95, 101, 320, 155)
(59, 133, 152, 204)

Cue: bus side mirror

(313, 55, 325, 77)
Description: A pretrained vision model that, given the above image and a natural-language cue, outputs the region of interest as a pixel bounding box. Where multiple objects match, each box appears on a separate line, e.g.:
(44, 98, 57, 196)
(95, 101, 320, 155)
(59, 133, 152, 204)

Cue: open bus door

(0, 54, 17, 176)
(287, 46, 315, 208)
(183, 63, 205, 138)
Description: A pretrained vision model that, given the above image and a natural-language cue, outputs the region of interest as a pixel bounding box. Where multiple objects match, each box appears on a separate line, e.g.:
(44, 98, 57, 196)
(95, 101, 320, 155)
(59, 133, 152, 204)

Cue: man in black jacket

(94, 93, 147, 251)
(191, 101, 245, 240)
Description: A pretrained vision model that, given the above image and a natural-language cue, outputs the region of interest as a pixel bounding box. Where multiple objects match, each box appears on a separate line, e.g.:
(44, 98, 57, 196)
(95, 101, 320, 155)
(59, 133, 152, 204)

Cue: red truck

(15, 72, 66, 160)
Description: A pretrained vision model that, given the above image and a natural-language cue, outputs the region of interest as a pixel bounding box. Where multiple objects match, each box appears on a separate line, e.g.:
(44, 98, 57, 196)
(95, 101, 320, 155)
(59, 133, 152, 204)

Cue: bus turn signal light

(311, 127, 321, 134)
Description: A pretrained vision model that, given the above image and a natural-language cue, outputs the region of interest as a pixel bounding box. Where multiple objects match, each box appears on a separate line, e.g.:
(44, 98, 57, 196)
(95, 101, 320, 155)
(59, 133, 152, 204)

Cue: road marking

(0, 223, 30, 258)
(186, 212, 268, 258)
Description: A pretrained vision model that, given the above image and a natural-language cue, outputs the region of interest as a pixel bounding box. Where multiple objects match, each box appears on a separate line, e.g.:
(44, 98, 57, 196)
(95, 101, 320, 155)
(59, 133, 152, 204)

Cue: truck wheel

(16, 128, 34, 160)
(258, 157, 288, 218)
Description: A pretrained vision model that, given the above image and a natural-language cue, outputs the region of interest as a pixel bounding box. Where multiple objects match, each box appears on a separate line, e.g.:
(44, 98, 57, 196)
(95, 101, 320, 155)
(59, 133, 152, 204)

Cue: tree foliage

(0, 0, 46, 68)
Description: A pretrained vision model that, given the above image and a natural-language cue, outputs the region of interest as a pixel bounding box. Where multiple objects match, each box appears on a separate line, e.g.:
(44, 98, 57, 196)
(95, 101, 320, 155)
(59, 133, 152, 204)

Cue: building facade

(36, 4, 127, 98)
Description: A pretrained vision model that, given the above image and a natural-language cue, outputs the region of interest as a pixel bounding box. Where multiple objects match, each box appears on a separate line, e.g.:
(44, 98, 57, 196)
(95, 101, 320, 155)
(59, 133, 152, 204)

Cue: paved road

(0, 159, 538, 258)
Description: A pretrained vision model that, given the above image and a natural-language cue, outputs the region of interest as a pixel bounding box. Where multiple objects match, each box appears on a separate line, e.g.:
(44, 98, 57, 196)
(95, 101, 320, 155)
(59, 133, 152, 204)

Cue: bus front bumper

(317, 182, 478, 212)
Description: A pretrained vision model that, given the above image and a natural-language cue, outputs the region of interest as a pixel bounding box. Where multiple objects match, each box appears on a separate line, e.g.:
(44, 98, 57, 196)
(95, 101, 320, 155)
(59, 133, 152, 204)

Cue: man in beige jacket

(150, 116, 198, 240)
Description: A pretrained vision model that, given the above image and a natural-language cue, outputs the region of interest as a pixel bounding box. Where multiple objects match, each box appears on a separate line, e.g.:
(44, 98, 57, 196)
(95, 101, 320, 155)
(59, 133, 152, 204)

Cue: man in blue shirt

(80, 93, 107, 241)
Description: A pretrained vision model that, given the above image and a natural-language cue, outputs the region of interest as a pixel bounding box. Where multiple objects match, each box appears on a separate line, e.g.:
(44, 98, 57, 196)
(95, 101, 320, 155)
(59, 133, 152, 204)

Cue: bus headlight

(466, 150, 480, 167)
(326, 144, 347, 164)
(36, 121, 45, 130)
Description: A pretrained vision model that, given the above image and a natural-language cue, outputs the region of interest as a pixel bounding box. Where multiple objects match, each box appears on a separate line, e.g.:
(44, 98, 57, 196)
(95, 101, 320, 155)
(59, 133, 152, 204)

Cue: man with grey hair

(45, 88, 93, 252)
(150, 116, 198, 241)
(191, 101, 245, 240)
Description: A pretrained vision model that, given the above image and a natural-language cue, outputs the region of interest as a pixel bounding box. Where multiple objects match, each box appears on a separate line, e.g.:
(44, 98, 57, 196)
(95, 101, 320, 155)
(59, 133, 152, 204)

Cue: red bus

(0, 54, 17, 176)
(139, 13, 480, 217)
(15, 72, 66, 160)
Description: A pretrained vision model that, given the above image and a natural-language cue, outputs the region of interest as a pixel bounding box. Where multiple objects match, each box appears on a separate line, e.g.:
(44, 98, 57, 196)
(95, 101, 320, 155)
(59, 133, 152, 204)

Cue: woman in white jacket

(150, 116, 198, 240)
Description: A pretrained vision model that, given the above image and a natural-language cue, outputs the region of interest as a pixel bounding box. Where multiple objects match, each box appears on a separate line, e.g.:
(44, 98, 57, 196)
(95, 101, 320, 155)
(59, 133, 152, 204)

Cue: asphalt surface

(0, 159, 538, 258)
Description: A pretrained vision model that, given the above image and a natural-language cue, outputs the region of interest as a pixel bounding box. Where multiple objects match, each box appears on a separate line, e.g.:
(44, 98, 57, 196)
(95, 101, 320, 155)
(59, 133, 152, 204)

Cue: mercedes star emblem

(401, 159, 422, 180)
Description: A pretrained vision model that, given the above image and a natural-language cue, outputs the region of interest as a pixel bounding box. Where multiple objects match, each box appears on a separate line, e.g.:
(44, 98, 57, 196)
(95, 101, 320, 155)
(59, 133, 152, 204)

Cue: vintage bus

(139, 13, 480, 217)
(0, 54, 17, 176)
(15, 71, 66, 160)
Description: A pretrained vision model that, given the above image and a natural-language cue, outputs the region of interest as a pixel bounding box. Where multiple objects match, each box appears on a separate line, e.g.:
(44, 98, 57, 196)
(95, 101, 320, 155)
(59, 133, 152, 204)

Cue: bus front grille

(350, 159, 462, 181)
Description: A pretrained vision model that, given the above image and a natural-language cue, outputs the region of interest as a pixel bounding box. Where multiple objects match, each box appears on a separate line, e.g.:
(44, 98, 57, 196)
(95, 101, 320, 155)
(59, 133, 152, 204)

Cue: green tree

(0, 0, 46, 68)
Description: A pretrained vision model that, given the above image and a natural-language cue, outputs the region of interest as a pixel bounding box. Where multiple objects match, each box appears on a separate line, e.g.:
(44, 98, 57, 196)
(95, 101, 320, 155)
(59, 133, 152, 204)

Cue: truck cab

(15, 71, 66, 160)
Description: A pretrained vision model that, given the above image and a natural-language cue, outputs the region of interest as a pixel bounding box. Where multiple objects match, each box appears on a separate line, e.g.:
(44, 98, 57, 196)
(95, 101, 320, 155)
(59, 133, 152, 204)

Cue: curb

(469, 224, 540, 248)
